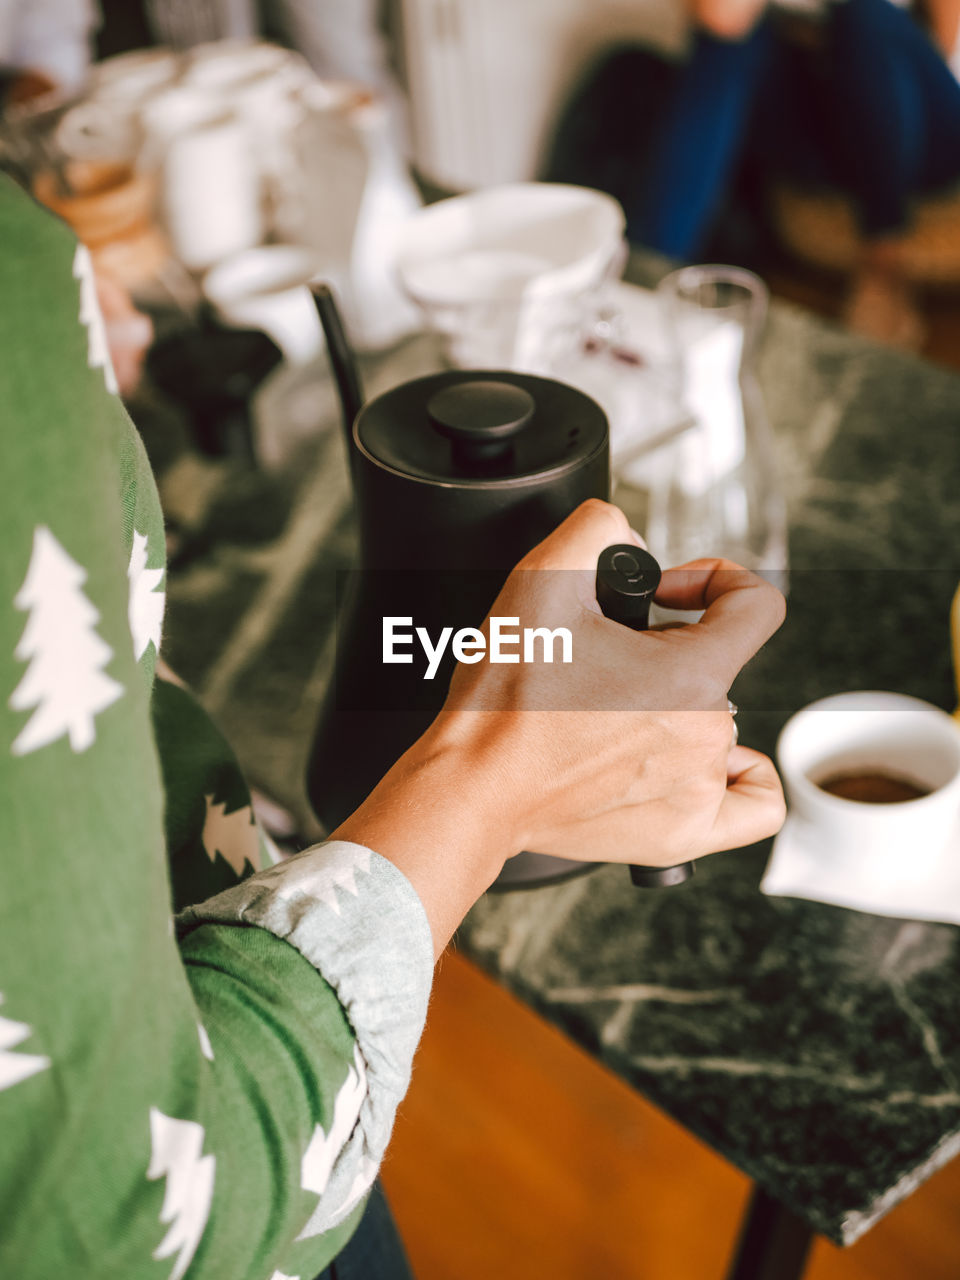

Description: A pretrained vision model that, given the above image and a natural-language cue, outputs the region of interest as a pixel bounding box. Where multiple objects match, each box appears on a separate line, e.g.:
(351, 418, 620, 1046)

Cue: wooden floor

(382, 951, 960, 1280)
(381, 269, 960, 1280)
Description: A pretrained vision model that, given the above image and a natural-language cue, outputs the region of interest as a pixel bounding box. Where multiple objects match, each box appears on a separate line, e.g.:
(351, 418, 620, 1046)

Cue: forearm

(332, 716, 516, 960)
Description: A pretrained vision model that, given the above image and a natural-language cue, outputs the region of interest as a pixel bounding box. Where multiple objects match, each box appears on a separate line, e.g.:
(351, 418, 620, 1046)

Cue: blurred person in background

(631, 0, 960, 347)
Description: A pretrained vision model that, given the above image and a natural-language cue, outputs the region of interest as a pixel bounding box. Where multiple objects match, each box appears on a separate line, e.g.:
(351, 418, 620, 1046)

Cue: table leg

(724, 1185, 815, 1280)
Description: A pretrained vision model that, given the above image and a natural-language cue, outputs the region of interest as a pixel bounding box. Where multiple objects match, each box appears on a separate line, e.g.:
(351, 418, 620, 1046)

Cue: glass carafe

(646, 265, 788, 583)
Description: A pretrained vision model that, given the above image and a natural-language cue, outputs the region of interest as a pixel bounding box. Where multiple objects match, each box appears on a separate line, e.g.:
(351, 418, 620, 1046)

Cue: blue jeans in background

(634, 0, 960, 258)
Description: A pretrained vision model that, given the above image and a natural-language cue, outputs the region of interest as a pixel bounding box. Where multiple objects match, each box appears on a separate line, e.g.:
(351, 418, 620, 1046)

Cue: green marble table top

(144, 264, 960, 1246)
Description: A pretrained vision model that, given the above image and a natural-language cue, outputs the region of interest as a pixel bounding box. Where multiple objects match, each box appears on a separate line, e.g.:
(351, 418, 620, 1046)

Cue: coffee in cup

(813, 768, 931, 805)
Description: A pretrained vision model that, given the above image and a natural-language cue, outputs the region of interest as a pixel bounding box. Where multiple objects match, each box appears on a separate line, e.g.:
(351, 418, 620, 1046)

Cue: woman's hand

(438, 498, 785, 863)
(333, 500, 786, 958)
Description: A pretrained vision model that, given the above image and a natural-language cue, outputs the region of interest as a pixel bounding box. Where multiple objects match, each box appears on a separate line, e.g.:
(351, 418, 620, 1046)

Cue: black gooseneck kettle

(307, 287, 695, 889)
(306, 288, 607, 886)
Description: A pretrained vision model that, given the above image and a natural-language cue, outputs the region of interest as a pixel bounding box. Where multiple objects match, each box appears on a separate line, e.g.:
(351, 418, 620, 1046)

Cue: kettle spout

(312, 282, 365, 468)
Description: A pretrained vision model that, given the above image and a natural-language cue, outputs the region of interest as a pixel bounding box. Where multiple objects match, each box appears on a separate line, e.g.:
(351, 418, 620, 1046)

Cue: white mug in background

(162, 108, 262, 271)
(181, 40, 309, 152)
(202, 245, 327, 365)
(181, 41, 311, 241)
(776, 691, 960, 890)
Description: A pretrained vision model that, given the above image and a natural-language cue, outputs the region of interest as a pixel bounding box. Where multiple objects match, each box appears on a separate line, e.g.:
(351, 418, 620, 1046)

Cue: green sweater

(0, 176, 433, 1280)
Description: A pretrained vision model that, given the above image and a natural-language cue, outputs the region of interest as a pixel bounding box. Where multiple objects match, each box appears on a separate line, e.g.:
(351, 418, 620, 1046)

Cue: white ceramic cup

(203, 245, 326, 365)
(776, 691, 960, 888)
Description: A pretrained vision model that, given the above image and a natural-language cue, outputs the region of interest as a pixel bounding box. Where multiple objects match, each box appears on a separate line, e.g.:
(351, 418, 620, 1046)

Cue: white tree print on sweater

(147, 1108, 216, 1280)
(0, 993, 50, 1093)
(9, 526, 123, 755)
(73, 243, 118, 395)
(127, 529, 165, 662)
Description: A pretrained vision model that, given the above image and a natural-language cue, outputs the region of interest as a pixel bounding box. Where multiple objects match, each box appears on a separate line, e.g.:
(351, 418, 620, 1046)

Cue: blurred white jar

(149, 91, 262, 271)
(183, 40, 312, 238)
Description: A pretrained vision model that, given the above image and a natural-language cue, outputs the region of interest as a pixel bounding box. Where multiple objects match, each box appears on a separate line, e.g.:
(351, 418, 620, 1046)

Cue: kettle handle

(312, 283, 365, 468)
(596, 544, 696, 889)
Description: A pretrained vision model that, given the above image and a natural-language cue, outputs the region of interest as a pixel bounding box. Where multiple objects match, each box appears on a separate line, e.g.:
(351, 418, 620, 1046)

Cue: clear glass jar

(646, 265, 788, 583)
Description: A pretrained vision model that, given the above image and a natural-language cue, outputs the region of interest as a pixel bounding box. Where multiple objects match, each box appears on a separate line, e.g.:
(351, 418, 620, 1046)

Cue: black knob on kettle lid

(428, 380, 535, 467)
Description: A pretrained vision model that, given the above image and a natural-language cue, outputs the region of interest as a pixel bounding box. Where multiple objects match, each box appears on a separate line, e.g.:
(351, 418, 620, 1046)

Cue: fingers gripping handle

(595, 545, 697, 889)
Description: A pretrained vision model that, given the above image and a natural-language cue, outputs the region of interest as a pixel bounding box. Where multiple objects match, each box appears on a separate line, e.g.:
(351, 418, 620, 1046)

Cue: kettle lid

(355, 370, 607, 486)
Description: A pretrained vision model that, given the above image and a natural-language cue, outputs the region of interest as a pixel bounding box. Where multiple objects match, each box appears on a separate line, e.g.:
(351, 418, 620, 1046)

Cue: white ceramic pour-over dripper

(395, 183, 626, 371)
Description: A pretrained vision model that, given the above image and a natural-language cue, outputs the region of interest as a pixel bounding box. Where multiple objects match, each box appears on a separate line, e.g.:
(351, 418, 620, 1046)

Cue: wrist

(330, 716, 520, 958)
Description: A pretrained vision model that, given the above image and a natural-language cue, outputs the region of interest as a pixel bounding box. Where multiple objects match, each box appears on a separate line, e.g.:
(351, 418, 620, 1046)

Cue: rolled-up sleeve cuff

(175, 840, 434, 1235)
